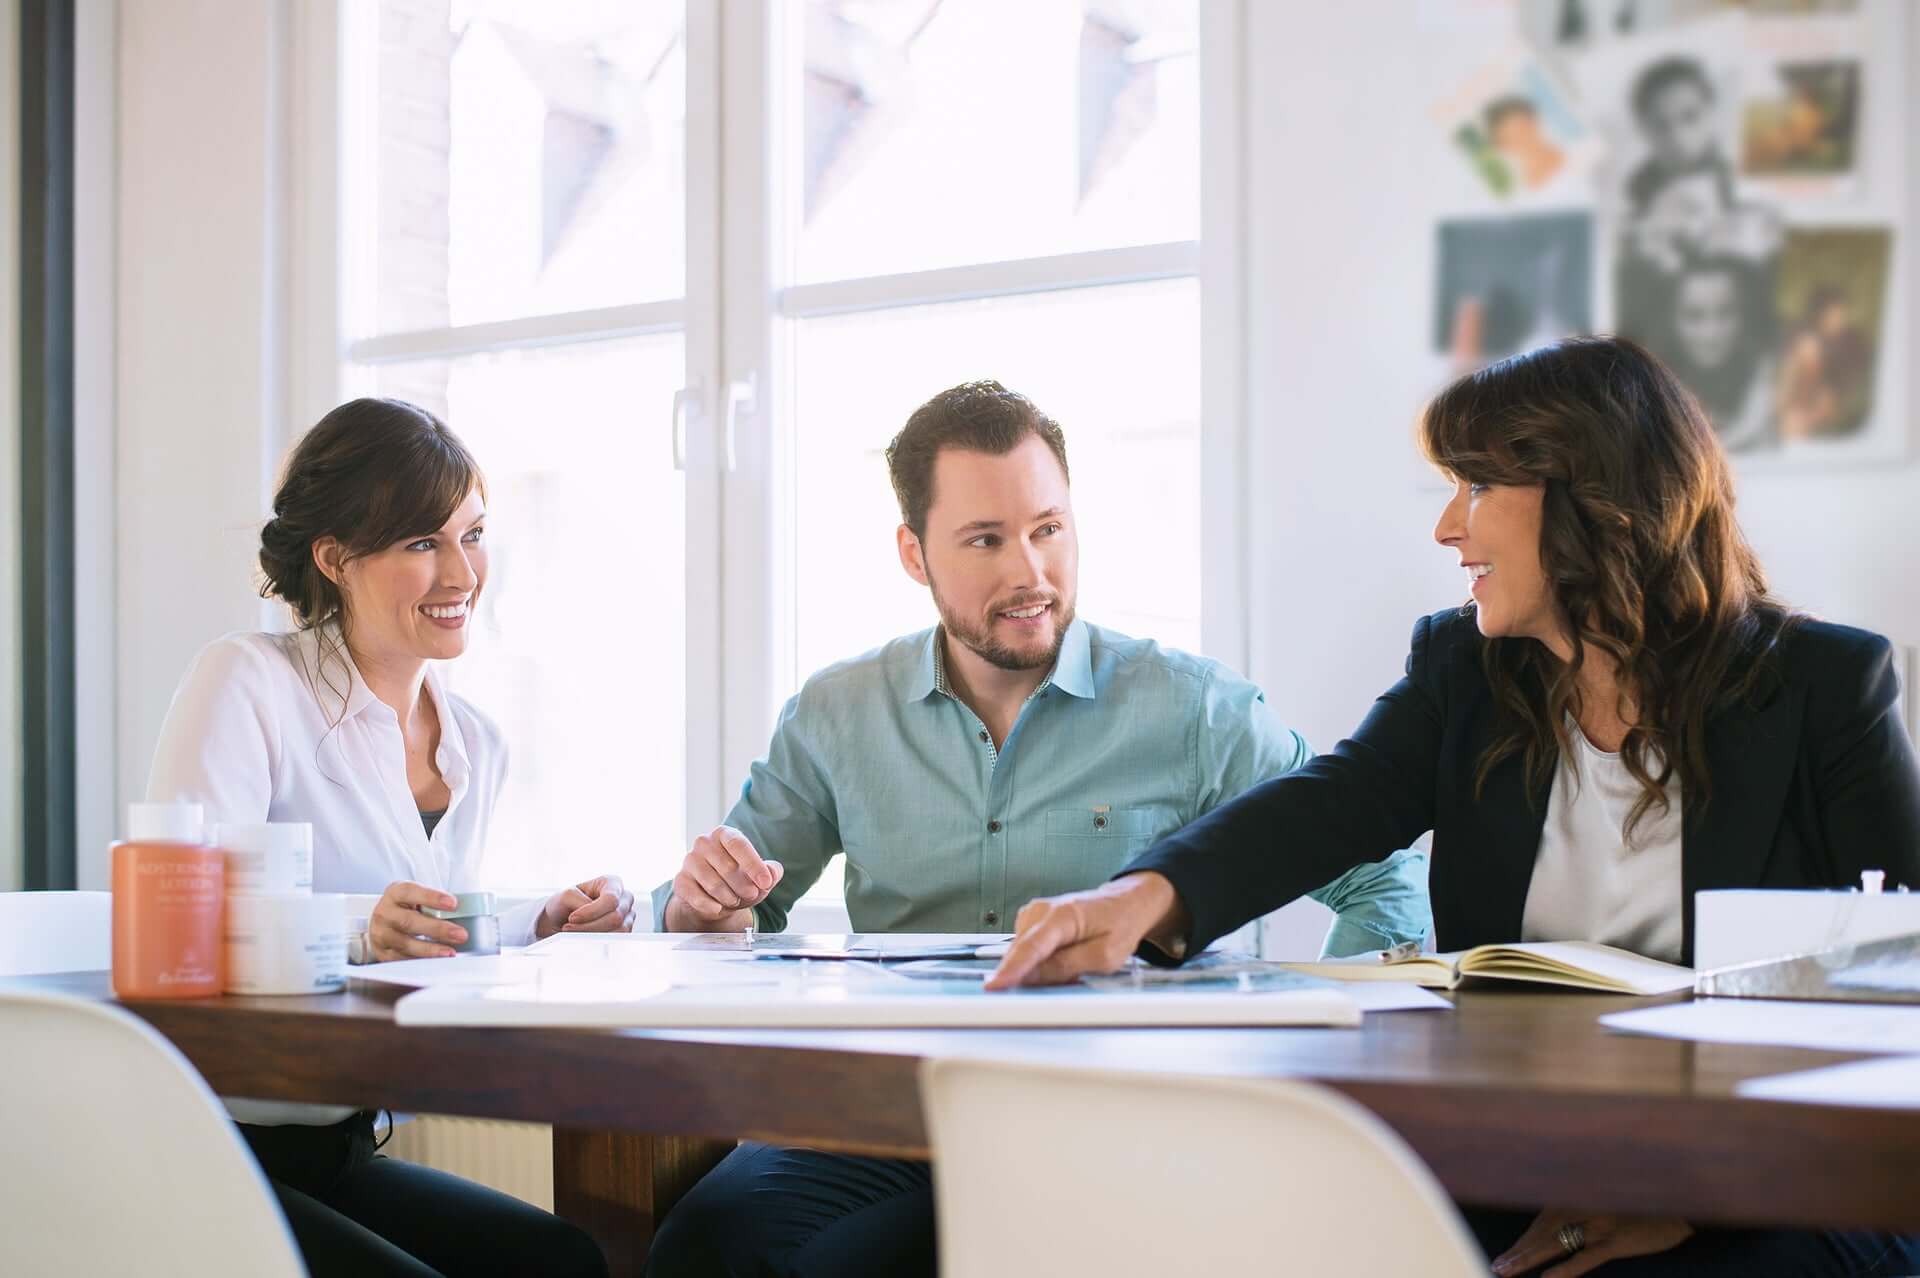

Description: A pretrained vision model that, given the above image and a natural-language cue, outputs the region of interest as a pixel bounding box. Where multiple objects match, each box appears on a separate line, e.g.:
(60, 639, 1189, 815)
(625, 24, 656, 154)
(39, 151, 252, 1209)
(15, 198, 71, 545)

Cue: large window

(329, 0, 1210, 901)
(339, 0, 692, 891)
(782, 1, 1203, 686)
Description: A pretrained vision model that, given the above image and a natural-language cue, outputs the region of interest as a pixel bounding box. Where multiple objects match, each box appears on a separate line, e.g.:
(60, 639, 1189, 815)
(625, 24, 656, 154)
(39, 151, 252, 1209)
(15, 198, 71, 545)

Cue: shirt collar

(1048, 618, 1095, 700)
(422, 663, 473, 789)
(907, 618, 1095, 704)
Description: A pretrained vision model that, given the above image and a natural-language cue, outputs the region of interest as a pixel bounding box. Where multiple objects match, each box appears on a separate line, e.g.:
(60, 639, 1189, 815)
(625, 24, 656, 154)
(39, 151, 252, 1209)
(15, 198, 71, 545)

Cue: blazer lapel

(1682, 685, 1800, 963)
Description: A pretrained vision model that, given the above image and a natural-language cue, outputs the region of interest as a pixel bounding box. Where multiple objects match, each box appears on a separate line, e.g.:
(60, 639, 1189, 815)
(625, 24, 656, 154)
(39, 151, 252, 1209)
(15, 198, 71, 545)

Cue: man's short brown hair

(885, 380, 1070, 538)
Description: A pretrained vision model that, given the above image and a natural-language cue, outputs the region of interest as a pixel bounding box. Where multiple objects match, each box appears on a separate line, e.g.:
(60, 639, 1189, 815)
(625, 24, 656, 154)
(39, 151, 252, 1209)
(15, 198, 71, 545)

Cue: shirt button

(978, 730, 990, 744)
(985, 911, 999, 926)
(1094, 815, 1108, 829)
(987, 820, 1002, 834)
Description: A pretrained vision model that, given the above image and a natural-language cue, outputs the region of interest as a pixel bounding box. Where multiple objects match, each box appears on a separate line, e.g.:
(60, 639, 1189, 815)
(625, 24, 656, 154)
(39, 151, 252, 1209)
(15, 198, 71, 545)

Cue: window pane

(361, 335, 687, 893)
(356, 0, 685, 334)
(788, 279, 1200, 690)
(794, 0, 1198, 283)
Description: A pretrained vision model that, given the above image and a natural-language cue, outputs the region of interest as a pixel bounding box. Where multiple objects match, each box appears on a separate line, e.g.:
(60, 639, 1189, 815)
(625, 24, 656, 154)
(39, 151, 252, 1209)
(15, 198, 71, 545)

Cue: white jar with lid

(213, 821, 314, 896)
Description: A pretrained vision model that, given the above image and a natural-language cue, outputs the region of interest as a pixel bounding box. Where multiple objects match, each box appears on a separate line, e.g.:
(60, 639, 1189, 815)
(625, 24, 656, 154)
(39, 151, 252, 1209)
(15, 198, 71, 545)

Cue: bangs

(343, 403, 486, 556)
(1418, 350, 1553, 486)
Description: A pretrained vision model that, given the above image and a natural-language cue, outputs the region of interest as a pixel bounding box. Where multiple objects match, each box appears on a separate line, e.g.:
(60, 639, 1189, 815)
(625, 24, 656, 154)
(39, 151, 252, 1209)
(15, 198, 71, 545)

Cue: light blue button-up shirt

(652, 619, 1429, 956)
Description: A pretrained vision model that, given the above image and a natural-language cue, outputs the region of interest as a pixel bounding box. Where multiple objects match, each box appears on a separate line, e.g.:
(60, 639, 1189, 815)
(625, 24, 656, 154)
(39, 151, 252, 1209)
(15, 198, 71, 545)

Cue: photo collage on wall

(1425, 0, 1901, 463)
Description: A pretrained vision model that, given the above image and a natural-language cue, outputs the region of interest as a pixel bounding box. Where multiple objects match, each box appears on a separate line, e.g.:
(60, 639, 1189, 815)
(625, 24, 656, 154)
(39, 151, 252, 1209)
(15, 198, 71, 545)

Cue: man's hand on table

(664, 826, 785, 932)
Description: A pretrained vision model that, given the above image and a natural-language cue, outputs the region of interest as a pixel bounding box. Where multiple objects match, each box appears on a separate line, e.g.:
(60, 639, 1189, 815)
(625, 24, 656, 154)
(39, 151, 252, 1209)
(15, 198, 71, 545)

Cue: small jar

(421, 892, 500, 956)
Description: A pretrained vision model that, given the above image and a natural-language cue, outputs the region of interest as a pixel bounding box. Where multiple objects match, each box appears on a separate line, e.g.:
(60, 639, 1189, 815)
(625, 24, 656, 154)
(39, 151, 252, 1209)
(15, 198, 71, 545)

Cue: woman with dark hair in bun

(148, 398, 614, 1277)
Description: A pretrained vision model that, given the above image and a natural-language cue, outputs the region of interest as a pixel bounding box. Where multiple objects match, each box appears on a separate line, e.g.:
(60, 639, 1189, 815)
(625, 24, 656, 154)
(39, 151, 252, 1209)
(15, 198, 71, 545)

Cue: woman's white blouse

(147, 627, 540, 1124)
(148, 627, 540, 939)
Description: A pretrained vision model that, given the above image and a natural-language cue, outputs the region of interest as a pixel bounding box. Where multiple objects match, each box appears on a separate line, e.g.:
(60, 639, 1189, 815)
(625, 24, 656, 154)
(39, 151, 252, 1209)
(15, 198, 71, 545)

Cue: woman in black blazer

(990, 336, 1920, 1276)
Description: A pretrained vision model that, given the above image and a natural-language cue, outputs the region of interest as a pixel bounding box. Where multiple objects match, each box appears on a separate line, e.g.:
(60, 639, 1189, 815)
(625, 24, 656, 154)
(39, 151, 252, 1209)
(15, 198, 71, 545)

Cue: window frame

(291, 0, 1250, 870)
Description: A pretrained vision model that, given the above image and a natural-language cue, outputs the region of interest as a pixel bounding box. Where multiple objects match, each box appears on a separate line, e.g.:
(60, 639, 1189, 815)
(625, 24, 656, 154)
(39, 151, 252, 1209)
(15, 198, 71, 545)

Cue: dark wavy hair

(1420, 336, 1794, 835)
(259, 397, 483, 629)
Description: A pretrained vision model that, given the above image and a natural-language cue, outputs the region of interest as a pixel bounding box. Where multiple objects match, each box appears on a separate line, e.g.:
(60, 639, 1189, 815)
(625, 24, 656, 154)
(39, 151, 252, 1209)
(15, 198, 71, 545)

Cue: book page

(1462, 941, 1694, 994)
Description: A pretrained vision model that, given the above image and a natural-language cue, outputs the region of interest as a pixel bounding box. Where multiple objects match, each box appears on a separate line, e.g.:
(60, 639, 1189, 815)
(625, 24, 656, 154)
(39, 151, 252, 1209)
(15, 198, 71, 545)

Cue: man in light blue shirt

(644, 380, 1429, 1278)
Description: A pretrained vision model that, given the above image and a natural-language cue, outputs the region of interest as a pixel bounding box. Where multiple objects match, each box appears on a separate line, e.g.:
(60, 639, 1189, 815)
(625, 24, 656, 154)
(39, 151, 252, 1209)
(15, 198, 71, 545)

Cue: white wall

(1241, 5, 1920, 837)
(1, 0, 23, 891)
(113, 0, 287, 881)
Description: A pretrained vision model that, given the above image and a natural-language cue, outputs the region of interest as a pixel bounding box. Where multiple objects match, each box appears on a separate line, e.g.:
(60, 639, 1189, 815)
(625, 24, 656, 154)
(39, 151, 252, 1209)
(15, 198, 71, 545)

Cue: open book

(1283, 940, 1694, 995)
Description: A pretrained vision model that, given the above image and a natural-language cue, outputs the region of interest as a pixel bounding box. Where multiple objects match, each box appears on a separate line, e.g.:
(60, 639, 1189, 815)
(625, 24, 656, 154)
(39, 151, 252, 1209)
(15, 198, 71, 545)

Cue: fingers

(684, 855, 747, 911)
(985, 901, 1087, 990)
(677, 828, 779, 921)
(369, 927, 461, 962)
(1492, 1213, 1607, 1278)
(1542, 1247, 1618, 1278)
(1019, 933, 1137, 987)
(672, 863, 743, 923)
(565, 878, 636, 933)
(368, 880, 465, 960)
(568, 890, 621, 927)
(381, 880, 459, 914)
(711, 827, 776, 901)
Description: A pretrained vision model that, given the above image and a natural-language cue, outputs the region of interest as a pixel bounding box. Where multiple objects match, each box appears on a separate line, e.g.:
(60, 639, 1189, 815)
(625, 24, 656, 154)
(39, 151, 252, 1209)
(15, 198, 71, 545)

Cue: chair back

(0, 889, 112, 974)
(920, 1056, 1485, 1278)
(0, 987, 307, 1276)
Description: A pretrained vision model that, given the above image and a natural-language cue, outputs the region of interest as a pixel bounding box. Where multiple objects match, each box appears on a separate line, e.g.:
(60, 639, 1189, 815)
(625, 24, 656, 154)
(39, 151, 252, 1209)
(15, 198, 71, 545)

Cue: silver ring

(1557, 1222, 1587, 1255)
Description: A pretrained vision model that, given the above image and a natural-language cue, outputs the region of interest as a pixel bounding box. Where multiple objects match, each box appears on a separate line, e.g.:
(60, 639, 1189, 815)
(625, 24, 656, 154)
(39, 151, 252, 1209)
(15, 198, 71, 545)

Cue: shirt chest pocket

(1042, 806, 1173, 877)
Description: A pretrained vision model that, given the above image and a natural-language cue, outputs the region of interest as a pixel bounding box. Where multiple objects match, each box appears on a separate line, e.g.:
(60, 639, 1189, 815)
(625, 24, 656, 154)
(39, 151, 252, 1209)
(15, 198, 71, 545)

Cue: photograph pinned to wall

(1616, 246, 1782, 451)
(1434, 212, 1593, 371)
(1573, 15, 1748, 221)
(1586, 16, 1792, 453)
(1742, 62, 1860, 177)
(1772, 227, 1891, 446)
(1736, 11, 1869, 199)
(1430, 48, 1598, 202)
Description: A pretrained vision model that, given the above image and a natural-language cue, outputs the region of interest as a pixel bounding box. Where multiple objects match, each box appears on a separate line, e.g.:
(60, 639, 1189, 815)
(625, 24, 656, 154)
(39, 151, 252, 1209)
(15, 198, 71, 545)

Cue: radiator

(383, 1115, 554, 1211)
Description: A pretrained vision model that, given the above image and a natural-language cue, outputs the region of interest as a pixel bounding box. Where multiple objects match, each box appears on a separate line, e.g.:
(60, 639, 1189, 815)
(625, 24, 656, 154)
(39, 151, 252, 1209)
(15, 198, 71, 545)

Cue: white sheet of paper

(1341, 982, 1454, 1013)
(393, 969, 1364, 1030)
(1601, 999, 1920, 1055)
(1738, 1055, 1920, 1109)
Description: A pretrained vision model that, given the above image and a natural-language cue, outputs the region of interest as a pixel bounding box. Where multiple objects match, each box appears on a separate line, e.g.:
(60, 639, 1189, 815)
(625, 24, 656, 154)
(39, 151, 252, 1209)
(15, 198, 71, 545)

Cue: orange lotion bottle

(111, 802, 225, 998)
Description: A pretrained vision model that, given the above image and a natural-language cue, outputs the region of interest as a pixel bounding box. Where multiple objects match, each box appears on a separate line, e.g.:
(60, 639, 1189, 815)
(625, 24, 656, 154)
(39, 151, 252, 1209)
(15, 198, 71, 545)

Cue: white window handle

(722, 375, 756, 473)
(671, 384, 703, 471)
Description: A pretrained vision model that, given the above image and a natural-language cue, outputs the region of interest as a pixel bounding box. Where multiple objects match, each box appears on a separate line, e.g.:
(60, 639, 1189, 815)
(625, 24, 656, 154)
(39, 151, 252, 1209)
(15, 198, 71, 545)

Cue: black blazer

(1133, 607, 1920, 965)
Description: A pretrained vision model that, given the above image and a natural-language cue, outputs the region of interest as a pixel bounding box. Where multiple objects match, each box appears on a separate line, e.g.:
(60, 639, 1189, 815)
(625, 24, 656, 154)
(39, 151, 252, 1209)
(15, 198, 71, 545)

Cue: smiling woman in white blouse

(147, 397, 616, 1278)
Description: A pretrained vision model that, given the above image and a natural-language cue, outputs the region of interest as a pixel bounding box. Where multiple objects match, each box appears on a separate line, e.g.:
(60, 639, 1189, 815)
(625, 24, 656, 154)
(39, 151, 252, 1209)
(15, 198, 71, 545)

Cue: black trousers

(1464, 1207, 1920, 1276)
(644, 1143, 935, 1278)
(239, 1113, 607, 1278)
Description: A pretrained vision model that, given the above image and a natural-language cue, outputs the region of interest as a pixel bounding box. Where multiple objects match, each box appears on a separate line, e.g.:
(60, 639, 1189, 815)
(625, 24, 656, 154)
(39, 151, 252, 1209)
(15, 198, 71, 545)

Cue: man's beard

(930, 574, 1076, 673)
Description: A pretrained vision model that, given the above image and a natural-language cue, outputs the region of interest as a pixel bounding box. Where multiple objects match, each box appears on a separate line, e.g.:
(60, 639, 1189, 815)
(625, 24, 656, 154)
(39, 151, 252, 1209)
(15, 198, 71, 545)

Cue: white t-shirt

(147, 626, 541, 1124)
(1521, 725, 1685, 966)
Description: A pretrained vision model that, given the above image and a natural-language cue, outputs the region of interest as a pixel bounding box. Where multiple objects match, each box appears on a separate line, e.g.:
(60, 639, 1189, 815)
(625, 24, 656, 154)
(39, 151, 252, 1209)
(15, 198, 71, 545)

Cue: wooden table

(19, 969, 1920, 1273)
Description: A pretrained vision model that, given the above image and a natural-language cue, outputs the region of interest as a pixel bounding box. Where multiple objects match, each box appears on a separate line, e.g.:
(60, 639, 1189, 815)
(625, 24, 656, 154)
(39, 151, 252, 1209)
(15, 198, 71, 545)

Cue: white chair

(0, 889, 112, 974)
(920, 1057, 1486, 1278)
(0, 987, 306, 1276)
